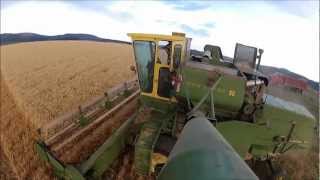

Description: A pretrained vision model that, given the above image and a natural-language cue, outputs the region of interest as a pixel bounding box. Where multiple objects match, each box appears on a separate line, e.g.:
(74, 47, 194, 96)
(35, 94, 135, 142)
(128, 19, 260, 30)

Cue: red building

(270, 73, 308, 93)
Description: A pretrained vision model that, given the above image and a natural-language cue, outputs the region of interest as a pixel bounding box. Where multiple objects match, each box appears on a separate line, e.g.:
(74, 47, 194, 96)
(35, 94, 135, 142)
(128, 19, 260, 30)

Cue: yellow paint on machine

(151, 153, 168, 173)
(128, 32, 188, 102)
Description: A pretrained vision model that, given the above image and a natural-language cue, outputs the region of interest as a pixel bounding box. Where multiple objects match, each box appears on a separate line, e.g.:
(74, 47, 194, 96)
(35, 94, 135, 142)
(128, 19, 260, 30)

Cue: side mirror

(256, 49, 264, 70)
(259, 49, 264, 56)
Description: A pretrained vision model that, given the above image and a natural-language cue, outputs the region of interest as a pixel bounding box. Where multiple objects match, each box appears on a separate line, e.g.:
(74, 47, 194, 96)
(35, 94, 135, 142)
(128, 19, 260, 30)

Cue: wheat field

(1, 41, 135, 128)
(0, 40, 135, 179)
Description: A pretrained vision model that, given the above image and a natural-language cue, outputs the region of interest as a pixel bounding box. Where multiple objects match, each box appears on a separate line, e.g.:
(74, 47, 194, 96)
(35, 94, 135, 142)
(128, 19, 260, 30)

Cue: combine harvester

(36, 32, 301, 180)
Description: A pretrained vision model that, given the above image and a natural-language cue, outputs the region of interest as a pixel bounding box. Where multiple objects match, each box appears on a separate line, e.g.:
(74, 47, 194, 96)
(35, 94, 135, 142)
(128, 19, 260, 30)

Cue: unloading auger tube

(157, 111, 258, 180)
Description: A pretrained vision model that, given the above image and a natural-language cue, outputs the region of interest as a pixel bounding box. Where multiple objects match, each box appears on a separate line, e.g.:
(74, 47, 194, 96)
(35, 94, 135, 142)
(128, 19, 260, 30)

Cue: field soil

(0, 41, 135, 179)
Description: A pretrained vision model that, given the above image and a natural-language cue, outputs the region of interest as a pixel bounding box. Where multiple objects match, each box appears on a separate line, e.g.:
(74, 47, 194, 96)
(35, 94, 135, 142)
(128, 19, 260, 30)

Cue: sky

(1, 0, 319, 81)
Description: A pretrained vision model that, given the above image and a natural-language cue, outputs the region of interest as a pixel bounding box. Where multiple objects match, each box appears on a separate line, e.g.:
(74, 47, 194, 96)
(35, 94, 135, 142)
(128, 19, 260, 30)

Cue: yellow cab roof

(127, 32, 186, 41)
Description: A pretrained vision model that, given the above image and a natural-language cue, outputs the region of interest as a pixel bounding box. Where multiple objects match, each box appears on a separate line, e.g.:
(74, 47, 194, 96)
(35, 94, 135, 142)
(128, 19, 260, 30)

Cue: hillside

(0, 33, 131, 45)
(260, 65, 319, 91)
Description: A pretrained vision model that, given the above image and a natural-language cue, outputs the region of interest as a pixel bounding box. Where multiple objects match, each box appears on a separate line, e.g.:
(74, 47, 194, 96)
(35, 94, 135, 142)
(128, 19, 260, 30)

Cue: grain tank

(178, 43, 268, 122)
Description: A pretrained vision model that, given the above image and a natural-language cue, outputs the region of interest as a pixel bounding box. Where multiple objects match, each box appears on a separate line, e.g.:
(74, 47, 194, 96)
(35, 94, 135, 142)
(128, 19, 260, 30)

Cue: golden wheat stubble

(0, 40, 135, 179)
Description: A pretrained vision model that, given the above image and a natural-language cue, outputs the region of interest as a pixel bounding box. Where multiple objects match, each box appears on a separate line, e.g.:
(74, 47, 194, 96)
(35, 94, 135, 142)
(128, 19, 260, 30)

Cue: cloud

(0, 0, 21, 10)
(266, 0, 319, 18)
(203, 22, 215, 28)
(65, 1, 131, 22)
(180, 24, 209, 37)
(1, 1, 318, 81)
(164, 1, 210, 11)
(155, 19, 178, 26)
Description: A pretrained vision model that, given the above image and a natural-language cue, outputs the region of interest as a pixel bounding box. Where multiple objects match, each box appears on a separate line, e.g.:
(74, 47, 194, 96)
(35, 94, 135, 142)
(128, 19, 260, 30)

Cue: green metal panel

(135, 147, 152, 175)
(35, 141, 84, 179)
(158, 117, 258, 180)
(134, 110, 173, 175)
(180, 67, 245, 114)
(80, 113, 137, 178)
(35, 142, 66, 177)
(139, 95, 176, 113)
(64, 166, 85, 180)
(35, 142, 49, 162)
(35, 113, 138, 180)
(89, 139, 123, 178)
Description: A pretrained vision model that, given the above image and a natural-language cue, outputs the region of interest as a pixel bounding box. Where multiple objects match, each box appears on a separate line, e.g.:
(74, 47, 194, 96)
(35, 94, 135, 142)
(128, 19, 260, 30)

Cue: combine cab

(35, 32, 292, 180)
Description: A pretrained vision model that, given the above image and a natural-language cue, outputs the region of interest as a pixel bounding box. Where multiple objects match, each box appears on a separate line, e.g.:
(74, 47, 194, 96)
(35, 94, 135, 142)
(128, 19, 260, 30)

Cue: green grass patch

(216, 105, 315, 157)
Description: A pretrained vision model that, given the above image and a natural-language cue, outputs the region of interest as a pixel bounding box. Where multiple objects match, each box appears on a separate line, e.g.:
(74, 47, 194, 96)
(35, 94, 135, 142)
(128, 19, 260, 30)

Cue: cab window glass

(133, 41, 155, 93)
(158, 41, 172, 65)
(173, 44, 182, 68)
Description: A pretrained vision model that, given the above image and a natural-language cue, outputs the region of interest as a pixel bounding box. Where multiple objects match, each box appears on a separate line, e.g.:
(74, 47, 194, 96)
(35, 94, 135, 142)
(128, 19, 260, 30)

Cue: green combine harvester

(36, 32, 304, 180)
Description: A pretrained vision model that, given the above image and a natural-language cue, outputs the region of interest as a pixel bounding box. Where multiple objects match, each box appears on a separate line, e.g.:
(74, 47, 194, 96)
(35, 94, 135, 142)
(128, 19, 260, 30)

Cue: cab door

(155, 41, 183, 99)
(154, 41, 172, 99)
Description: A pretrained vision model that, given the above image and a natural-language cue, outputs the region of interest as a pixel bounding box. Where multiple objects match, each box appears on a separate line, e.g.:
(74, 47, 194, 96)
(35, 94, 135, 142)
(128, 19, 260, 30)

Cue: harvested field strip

(1, 74, 52, 179)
